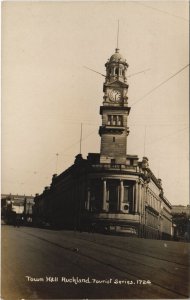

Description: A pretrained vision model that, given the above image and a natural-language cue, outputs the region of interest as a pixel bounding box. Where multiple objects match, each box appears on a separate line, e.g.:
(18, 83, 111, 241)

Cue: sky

(2, 1, 189, 205)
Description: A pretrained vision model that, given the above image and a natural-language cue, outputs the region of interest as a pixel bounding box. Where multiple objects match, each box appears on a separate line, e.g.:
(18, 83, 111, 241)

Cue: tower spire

(116, 20, 119, 50)
(79, 123, 83, 154)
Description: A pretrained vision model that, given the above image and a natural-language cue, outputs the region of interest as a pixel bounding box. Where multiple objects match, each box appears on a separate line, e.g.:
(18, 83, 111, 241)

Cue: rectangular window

(123, 184, 134, 213)
(90, 181, 103, 212)
(112, 115, 117, 125)
(117, 115, 123, 126)
(108, 115, 111, 125)
(111, 159, 115, 164)
(123, 186, 129, 203)
(108, 182, 118, 212)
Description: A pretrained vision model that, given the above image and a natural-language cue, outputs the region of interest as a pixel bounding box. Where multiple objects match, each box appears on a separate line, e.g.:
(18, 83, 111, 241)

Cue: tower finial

(116, 20, 120, 51)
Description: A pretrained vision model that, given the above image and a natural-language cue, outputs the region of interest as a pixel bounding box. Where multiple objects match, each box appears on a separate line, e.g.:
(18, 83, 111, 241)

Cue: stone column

(138, 182, 142, 214)
(135, 181, 139, 213)
(140, 183, 145, 231)
(132, 184, 135, 212)
(143, 185, 148, 231)
(102, 180, 107, 211)
(119, 180, 124, 211)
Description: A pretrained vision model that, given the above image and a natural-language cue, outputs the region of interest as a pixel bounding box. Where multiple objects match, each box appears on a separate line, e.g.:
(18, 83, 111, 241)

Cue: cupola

(105, 48, 129, 83)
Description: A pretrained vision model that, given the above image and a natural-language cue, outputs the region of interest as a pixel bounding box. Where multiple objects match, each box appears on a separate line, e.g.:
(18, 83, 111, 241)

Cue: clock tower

(99, 48, 131, 164)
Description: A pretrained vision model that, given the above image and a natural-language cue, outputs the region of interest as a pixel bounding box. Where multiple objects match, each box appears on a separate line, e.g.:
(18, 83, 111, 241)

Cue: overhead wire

(23, 128, 97, 177)
(131, 64, 189, 106)
(8, 62, 189, 192)
(146, 126, 188, 147)
(134, 1, 189, 22)
(7, 59, 189, 195)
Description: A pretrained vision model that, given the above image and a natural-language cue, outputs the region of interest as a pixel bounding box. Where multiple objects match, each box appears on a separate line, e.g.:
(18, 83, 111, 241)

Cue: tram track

(71, 233, 188, 267)
(69, 234, 188, 277)
(20, 229, 189, 298)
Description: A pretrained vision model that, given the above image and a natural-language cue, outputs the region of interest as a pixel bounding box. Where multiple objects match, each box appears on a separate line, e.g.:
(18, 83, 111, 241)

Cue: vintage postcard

(1, 1, 189, 299)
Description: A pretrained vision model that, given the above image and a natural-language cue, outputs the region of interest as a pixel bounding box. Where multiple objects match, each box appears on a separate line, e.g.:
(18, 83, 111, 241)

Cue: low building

(171, 205, 190, 241)
(1, 194, 34, 225)
(172, 205, 190, 216)
(33, 47, 172, 239)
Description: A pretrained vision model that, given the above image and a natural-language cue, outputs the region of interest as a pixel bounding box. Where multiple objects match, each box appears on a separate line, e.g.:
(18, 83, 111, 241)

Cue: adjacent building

(33, 48, 172, 239)
(171, 205, 190, 241)
(1, 194, 34, 225)
(172, 205, 190, 216)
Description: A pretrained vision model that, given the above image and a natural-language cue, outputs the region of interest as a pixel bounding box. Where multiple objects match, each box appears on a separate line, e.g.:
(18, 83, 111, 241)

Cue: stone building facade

(33, 48, 172, 239)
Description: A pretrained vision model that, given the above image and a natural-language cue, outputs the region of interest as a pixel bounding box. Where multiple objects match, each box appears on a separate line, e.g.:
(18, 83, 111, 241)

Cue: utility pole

(116, 20, 120, 49)
(79, 123, 83, 154)
(55, 153, 59, 174)
(143, 125, 147, 157)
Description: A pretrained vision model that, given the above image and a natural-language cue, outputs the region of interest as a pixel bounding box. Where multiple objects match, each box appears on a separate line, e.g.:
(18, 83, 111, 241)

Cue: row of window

(146, 211, 159, 228)
(107, 115, 123, 126)
(147, 190, 160, 212)
(89, 183, 133, 213)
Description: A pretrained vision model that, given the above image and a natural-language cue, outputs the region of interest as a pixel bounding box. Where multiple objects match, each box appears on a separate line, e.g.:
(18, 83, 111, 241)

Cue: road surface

(1, 225, 190, 299)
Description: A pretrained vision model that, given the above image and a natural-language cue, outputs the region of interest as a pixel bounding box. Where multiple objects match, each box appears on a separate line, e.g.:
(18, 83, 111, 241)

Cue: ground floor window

(107, 182, 118, 212)
(123, 184, 134, 213)
(90, 181, 102, 212)
(89, 179, 135, 213)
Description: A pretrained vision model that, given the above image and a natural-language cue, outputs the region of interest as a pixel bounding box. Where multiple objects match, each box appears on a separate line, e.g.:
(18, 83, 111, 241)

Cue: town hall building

(33, 48, 172, 239)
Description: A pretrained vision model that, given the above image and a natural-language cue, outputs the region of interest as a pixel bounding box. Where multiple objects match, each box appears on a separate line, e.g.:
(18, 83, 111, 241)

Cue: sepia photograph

(1, 1, 189, 299)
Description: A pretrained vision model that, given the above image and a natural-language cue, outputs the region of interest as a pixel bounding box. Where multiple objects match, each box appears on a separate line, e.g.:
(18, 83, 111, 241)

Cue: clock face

(108, 89, 121, 102)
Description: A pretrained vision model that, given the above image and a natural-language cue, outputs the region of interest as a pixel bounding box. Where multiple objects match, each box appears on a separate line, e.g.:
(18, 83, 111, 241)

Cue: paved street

(1, 225, 190, 300)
